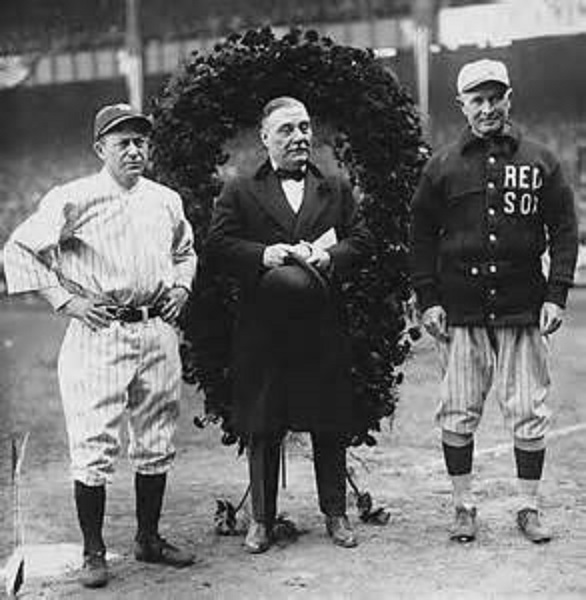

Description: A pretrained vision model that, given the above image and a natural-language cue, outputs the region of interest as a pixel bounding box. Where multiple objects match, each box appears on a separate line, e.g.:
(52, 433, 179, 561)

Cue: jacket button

(488, 156, 496, 165)
(489, 234, 497, 243)
(489, 264, 497, 274)
(487, 181, 496, 190)
(488, 313, 496, 321)
(488, 207, 496, 216)
(471, 267, 479, 276)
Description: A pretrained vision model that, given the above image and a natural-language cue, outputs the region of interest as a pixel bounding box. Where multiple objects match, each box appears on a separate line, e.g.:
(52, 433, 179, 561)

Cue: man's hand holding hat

(263, 243, 295, 268)
(263, 241, 331, 271)
(288, 241, 331, 271)
(305, 244, 331, 270)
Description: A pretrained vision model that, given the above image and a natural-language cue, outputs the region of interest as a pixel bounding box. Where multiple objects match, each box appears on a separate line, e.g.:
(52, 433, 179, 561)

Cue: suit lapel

(250, 161, 332, 240)
(293, 165, 330, 241)
(251, 162, 297, 233)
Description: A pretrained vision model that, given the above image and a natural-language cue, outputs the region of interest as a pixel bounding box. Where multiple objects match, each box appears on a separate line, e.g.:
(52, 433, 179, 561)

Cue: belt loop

(140, 306, 149, 322)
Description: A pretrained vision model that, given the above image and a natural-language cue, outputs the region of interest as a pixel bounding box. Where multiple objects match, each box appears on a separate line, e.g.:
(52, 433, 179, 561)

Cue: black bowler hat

(258, 253, 329, 322)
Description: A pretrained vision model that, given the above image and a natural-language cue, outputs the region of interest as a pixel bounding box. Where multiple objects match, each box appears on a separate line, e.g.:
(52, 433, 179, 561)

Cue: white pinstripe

(58, 318, 181, 485)
(436, 326, 551, 440)
(3, 168, 196, 485)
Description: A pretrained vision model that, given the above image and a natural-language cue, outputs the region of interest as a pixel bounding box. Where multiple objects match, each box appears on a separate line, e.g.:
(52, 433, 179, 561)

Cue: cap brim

(460, 78, 510, 93)
(96, 115, 152, 138)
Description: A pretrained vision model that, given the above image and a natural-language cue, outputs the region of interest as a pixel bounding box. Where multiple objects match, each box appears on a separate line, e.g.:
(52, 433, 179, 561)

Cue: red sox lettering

(503, 164, 542, 215)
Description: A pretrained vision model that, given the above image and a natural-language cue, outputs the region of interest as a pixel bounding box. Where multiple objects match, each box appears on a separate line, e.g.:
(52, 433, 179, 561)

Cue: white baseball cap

(457, 59, 510, 94)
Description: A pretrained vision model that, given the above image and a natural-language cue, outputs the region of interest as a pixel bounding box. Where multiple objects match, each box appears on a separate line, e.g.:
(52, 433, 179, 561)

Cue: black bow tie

(275, 168, 305, 181)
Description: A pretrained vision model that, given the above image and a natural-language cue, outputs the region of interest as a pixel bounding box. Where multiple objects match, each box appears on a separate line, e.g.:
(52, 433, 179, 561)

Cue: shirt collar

(458, 122, 521, 156)
(255, 159, 323, 180)
(269, 159, 306, 178)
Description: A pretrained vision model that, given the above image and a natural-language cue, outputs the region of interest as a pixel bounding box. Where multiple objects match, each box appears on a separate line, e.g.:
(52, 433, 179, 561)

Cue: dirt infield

(1, 293, 586, 599)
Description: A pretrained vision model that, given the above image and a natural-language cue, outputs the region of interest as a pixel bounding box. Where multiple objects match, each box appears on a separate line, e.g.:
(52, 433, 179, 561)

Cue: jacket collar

(458, 123, 521, 156)
(251, 159, 330, 236)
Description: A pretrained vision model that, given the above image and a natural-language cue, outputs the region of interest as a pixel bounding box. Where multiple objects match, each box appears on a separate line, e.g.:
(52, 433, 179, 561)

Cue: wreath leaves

(151, 27, 427, 447)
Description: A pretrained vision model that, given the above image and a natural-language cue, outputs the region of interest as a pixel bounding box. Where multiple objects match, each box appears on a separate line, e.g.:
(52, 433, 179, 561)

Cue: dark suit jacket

(205, 160, 374, 435)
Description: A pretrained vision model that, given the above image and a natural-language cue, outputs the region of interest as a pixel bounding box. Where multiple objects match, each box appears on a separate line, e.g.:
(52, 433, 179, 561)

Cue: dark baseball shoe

(450, 505, 478, 543)
(325, 515, 358, 548)
(135, 534, 195, 567)
(517, 508, 552, 544)
(79, 550, 109, 589)
(244, 521, 271, 554)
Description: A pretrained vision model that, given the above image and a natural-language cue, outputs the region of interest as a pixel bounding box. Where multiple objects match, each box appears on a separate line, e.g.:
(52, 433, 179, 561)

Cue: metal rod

(281, 437, 287, 489)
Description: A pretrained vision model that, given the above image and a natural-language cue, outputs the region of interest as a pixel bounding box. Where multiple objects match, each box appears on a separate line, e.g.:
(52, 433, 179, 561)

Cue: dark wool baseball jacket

(411, 125, 578, 326)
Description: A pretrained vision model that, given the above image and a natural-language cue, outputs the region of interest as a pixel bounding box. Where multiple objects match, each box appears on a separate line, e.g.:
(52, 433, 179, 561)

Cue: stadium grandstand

(0, 0, 420, 56)
(1, 0, 586, 274)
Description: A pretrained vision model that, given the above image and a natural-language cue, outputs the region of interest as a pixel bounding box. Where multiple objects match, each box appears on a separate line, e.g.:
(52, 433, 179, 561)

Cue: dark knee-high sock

(442, 434, 474, 508)
(515, 446, 545, 510)
(135, 473, 167, 538)
(74, 481, 106, 555)
(442, 440, 474, 476)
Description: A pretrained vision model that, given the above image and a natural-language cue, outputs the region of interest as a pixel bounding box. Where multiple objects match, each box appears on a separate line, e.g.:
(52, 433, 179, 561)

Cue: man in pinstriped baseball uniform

(3, 103, 197, 588)
(411, 60, 578, 544)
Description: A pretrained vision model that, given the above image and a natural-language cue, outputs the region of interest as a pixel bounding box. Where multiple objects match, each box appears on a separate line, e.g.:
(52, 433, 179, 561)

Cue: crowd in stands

(1, 0, 121, 55)
(0, 0, 417, 55)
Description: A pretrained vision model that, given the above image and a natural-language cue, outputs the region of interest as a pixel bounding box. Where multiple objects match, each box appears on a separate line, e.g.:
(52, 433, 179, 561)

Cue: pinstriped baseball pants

(58, 318, 181, 486)
(436, 326, 551, 441)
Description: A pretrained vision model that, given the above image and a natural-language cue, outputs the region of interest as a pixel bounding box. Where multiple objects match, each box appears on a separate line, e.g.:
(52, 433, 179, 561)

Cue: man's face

(261, 103, 312, 170)
(459, 82, 512, 138)
(94, 124, 149, 188)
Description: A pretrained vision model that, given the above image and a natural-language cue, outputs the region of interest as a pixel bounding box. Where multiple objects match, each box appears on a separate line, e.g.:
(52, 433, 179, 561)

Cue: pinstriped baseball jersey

(3, 168, 195, 309)
(436, 326, 551, 441)
(3, 167, 196, 485)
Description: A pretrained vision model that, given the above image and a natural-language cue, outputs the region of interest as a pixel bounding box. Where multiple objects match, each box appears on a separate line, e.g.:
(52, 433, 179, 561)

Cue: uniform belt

(107, 305, 161, 323)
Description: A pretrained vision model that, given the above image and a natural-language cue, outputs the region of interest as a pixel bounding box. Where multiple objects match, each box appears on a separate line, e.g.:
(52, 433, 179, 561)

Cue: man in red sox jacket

(206, 96, 374, 553)
(411, 59, 578, 544)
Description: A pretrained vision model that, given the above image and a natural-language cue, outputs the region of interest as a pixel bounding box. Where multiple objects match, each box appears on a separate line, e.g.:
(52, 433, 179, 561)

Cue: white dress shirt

(271, 160, 305, 214)
(280, 178, 305, 214)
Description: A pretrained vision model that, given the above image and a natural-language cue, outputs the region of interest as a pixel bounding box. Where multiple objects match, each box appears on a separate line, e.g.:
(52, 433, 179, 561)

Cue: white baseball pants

(58, 318, 181, 486)
(436, 326, 551, 441)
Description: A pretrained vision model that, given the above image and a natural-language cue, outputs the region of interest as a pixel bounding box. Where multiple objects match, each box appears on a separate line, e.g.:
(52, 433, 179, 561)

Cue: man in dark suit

(206, 96, 374, 553)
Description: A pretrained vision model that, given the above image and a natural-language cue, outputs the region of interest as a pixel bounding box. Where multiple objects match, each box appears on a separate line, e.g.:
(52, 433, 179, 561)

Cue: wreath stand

(151, 26, 427, 536)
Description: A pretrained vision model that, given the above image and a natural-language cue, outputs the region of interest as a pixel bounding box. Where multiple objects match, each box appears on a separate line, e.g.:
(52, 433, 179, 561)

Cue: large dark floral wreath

(150, 27, 427, 448)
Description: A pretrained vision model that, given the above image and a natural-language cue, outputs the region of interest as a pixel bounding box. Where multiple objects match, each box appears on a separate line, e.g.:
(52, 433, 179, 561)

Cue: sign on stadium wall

(440, 0, 586, 49)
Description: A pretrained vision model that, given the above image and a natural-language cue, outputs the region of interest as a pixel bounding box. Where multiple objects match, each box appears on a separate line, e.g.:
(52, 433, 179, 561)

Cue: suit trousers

(248, 431, 347, 525)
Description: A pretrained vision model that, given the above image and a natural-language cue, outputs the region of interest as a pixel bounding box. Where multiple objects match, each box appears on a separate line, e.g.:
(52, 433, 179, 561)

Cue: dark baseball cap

(93, 103, 152, 139)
